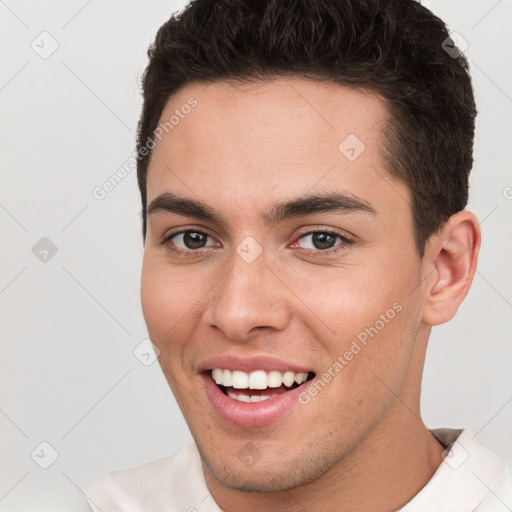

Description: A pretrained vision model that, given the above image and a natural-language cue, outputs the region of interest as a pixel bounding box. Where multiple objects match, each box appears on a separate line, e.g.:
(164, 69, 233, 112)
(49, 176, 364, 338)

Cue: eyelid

(161, 225, 216, 243)
(294, 225, 354, 239)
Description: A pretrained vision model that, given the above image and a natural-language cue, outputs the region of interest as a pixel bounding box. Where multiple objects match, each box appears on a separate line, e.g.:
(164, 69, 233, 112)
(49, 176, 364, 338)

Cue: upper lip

(198, 354, 314, 374)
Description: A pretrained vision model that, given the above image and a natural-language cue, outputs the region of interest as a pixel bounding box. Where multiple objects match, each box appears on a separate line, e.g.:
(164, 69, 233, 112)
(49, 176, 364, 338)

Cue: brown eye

(183, 231, 207, 249)
(167, 231, 215, 250)
(297, 231, 345, 251)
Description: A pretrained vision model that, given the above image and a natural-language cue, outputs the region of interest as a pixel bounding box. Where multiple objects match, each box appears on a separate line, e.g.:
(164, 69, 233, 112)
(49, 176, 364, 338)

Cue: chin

(198, 440, 342, 493)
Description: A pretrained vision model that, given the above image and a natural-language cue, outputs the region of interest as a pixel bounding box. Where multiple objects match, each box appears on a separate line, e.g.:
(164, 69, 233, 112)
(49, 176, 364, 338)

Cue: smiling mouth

(209, 368, 315, 403)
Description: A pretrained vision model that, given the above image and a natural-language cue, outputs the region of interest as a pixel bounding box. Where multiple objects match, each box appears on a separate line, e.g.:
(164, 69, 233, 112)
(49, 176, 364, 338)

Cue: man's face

(141, 78, 428, 491)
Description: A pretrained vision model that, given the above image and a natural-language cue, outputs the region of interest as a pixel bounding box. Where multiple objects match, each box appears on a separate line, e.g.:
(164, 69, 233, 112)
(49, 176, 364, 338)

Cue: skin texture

(140, 77, 480, 512)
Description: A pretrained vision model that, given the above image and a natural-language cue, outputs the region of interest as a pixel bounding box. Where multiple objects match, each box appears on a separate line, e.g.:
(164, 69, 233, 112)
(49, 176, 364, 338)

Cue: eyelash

(161, 228, 354, 258)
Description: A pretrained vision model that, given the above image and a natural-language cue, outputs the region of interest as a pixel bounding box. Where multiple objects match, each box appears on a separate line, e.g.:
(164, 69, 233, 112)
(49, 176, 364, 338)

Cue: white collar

(399, 428, 506, 511)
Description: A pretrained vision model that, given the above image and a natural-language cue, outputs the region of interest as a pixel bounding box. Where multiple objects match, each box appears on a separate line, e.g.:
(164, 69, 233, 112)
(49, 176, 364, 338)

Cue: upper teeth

(211, 369, 309, 389)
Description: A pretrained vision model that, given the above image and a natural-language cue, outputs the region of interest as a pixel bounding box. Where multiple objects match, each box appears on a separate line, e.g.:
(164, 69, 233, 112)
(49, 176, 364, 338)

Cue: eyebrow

(147, 191, 377, 226)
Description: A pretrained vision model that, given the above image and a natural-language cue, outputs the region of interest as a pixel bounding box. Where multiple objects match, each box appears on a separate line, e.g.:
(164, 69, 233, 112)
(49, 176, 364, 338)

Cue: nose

(206, 249, 292, 341)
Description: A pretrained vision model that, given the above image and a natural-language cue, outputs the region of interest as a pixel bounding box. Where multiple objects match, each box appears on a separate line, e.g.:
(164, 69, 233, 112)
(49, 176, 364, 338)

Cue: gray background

(1, 1, 511, 510)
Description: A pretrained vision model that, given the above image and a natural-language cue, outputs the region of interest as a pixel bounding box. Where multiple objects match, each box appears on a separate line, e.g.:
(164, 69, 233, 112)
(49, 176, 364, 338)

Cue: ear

(421, 210, 481, 326)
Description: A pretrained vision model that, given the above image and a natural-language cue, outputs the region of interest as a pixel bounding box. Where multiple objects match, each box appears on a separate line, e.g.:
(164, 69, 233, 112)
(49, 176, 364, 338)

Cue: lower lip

(202, 374, 307, 428)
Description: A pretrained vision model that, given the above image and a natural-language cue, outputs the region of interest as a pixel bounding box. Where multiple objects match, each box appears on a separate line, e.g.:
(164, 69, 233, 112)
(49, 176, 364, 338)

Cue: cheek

(286, 264, 407, 340)
(140, 258, 207, 400)
(140, 261, 169, 336)
(288, 260, 420, 390)
(323, 293, 420, 413)
(140, 256, 203, 342)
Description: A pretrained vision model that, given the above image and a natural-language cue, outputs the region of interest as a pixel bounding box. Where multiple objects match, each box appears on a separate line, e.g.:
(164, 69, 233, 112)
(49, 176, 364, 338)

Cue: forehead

(146, 77, 408, 223)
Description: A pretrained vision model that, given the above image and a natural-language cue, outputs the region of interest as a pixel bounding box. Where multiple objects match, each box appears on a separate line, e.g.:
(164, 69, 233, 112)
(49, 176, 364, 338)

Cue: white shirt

(83, 428, 512, 511)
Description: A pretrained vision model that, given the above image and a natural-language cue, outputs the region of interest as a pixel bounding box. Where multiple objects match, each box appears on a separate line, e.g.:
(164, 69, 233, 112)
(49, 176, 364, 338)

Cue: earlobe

(422, 211, 481, 326)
